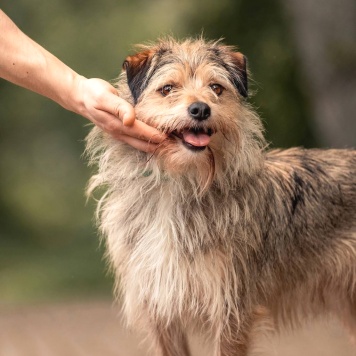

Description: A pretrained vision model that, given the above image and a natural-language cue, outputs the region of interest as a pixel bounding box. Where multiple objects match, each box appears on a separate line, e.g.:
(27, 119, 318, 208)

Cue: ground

(0, 300, 355, 356)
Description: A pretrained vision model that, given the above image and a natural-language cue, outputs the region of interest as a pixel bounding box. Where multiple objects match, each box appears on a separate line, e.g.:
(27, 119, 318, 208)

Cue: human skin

(0, 9, 166, 153)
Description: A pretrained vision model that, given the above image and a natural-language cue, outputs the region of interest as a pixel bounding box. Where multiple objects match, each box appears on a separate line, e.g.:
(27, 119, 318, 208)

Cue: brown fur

(85, 38, 356, 355)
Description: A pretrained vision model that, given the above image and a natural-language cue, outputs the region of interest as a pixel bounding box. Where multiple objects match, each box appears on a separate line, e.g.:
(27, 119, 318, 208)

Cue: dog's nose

(188, 102, 211, 121)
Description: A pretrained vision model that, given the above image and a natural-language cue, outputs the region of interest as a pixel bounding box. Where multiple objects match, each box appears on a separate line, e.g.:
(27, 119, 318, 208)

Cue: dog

(85, 38, 356, 356)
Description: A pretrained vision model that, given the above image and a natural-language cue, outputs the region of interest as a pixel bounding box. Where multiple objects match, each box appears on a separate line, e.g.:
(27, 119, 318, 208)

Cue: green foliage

(0, 0, 315, 303)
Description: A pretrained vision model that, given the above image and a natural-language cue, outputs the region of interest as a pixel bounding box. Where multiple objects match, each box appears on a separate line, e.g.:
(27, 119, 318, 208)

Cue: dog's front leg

(151, 322, 191, 356)
(212, 307, 273, 356)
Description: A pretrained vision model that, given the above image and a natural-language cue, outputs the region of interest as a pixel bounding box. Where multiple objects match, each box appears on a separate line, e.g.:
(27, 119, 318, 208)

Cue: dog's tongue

(182, 130, 211, 147)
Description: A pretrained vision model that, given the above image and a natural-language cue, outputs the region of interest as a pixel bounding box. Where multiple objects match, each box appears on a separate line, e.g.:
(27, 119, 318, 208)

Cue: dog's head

(119, 38, 264, 190)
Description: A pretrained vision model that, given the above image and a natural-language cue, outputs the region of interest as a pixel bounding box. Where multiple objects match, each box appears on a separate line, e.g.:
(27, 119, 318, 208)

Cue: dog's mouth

(171, 127, 214, 151)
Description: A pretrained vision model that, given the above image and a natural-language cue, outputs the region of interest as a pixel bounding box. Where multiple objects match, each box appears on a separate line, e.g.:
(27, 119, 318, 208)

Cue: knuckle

(114, 100, 127, 117)
(114, 99, 133, 119)
(114, 103, 122, 116)
(95, 88, 107, 103)
(92, 85, 112, 104)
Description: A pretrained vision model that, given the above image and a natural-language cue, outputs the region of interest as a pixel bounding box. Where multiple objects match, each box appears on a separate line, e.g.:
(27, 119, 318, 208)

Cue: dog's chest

(108, 183, 239, 323)
(124, 231, 232, 323)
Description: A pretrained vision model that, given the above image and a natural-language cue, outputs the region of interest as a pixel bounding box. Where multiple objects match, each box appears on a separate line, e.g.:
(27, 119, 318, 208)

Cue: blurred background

(0, 1, 355, 353)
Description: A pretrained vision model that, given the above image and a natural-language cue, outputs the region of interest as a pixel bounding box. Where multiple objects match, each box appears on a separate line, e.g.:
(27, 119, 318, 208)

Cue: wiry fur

(85, 38, 356, 356)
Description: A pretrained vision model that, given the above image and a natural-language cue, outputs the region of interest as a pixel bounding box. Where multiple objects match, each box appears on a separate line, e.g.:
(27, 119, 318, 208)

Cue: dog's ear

(123, 50, 154, 104)
(228, 52, 248, 98)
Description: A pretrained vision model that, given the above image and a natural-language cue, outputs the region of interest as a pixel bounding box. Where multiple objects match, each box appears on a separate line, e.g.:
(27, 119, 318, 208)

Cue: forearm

(0, 9, 81, 112)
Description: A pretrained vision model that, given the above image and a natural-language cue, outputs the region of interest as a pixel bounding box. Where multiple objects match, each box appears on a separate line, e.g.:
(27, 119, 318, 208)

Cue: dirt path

(0, 301, 144, 356)
(0, 300, 355, 356)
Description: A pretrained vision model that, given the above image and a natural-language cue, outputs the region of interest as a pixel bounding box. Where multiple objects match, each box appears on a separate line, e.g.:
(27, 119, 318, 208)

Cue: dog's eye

(160, 84, 173, 97)
(210, 83, 224, 96)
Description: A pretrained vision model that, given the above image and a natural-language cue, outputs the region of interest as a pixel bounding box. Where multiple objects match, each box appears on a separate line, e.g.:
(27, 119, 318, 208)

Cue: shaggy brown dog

(86, 38, 356, 356)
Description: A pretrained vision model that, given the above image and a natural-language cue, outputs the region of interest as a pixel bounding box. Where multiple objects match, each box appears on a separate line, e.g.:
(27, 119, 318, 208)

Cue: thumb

(122, 109, 136, 126)
(111, 96, 135, 126)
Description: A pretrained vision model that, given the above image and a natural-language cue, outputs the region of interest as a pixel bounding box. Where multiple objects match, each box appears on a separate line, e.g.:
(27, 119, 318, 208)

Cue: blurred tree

(284, 0, 356, 147)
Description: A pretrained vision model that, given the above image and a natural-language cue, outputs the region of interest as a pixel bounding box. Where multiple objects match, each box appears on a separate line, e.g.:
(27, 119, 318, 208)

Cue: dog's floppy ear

(228, 52, 248, 98)
(123, 50, 154, 104)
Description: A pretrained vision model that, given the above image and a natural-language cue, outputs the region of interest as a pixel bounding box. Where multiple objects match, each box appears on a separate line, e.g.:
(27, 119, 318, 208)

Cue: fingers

(93, 86, 166, 143)
(79, 78, 167, 152)
(114, 134, 160, 153)
(94, 84, 135, 126)
(122, 119, 166, 144)
(122, 111, 136, 126)
(113, 100, 166, 143)
(92, 109, 166, 147)
(112, 96, 135, 126)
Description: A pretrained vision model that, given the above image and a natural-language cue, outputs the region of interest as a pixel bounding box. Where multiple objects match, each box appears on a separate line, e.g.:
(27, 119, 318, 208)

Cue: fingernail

(123, 113, 135, 126)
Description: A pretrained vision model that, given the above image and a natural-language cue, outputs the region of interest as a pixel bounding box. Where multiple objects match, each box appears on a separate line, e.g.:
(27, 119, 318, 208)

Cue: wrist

(61, 73, 87, 115)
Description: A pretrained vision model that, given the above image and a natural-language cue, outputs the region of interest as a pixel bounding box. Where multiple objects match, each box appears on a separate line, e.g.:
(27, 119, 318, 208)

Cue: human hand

(71, 77, 166, 153)
(0, 9, 167, 153)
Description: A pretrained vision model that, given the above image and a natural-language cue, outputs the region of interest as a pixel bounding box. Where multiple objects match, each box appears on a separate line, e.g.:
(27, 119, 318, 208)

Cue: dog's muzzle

(171, 127, 214, 151)
(169, 102, 214, 151)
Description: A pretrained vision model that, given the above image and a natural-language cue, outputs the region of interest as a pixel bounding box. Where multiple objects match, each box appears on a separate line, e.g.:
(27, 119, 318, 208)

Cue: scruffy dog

(86, 38, 356, 356)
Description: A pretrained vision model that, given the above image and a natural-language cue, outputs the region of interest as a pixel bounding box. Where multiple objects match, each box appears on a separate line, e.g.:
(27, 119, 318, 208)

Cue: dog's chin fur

(149, 104, 265, 195)
(85, 38, 356, 356)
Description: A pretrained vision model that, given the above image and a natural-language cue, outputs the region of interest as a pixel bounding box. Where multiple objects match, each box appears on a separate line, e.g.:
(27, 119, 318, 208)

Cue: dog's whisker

(221, 131, 232, 144)
(145, 139, 168, 164)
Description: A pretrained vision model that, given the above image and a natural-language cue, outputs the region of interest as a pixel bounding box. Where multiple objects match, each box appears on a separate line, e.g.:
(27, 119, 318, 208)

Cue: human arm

(0, 9, 165, 152)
